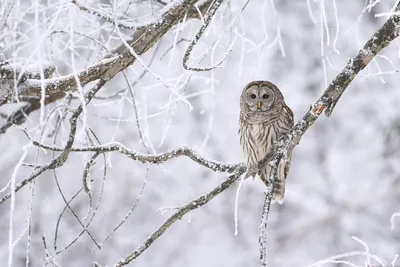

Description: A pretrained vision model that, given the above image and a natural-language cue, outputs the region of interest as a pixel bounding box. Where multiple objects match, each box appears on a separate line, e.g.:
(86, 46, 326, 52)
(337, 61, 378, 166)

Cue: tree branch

(0, 92, 66, 134)
(30, 141, 245, 174)
(113, 170, 245, 267)
(183, 0, 223, 71)
(0, 0, 214, 135)
(259, 4, 400, 266)
(3, 0, 202, 102)
(0, 79, 107, 205)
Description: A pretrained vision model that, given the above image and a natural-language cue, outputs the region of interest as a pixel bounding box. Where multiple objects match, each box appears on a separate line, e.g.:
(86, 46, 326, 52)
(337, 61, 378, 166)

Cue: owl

(238, 81, 294, 204)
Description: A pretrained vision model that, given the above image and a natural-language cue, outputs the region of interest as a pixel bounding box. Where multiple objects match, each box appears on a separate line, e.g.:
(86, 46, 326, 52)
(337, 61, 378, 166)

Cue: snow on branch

(0, 61, 55, 105)
(0, 0, 206, 109)
(258, 3, 400, 266)
(30, 141, 245, 174)
(0, 0, 216, 136)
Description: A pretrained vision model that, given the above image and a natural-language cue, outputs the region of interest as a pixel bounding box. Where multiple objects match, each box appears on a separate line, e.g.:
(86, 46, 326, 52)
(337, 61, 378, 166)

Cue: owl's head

(240, 80, 284, 112)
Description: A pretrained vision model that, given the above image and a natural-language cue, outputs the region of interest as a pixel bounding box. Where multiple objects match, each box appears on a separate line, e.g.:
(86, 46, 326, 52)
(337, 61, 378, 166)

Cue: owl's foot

(244, 166, 258, 179)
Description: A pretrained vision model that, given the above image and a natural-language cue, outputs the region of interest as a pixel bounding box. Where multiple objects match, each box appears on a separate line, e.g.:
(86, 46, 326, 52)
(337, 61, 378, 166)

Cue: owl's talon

(245, 167, 258, 179)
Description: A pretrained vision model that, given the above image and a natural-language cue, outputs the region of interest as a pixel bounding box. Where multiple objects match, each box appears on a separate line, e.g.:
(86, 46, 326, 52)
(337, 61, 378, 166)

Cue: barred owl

(238, 81, 294, 204)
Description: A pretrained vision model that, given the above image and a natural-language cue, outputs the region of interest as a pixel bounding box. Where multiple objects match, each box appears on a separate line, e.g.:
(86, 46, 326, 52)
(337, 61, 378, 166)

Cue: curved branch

(183, 0, 223, 72)
(30, 141, 245, 174)
(259, 4, 400, 266)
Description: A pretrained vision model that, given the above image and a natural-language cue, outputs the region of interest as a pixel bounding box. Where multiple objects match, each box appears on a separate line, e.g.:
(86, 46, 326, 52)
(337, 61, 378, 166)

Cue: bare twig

(53, 169, 100, 249)
(259, 4, 400, 266)
(82, 152, 100, 214)
(183, 0, 223, 71)
(53, 188, 83, 252)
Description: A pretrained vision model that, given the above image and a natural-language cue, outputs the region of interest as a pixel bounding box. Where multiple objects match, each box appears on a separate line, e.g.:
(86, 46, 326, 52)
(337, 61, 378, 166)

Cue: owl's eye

(262, 94, 270, 99)
(250, 94, 256, 99)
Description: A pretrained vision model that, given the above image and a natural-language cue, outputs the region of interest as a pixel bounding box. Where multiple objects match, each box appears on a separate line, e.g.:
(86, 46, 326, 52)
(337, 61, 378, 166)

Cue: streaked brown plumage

(238, 81, 293, 203)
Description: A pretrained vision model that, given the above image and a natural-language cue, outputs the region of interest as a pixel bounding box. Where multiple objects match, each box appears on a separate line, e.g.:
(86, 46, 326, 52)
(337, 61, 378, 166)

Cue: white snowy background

(0, 0, 399, 266)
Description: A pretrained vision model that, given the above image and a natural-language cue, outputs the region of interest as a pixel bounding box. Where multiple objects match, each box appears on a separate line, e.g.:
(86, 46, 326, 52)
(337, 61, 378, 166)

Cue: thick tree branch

(0, 0, 213, 135)
(0, 62, 56, 105)
(22, 0, 204, 97)
(259, 4, 400, 266)
(0, 0, 201, 104)
(0, 63, 55, 86)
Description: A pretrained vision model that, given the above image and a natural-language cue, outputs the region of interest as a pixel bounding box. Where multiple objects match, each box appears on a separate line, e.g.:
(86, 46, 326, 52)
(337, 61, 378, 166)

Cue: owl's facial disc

(245, 85, 275, 111)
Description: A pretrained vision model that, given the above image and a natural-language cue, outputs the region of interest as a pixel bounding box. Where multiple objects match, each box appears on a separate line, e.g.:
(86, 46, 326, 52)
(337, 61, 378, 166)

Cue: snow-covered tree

(0, 0, 399, 266)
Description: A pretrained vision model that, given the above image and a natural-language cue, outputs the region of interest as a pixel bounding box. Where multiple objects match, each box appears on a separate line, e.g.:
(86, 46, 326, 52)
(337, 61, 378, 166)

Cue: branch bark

(259, 4, 400, 266)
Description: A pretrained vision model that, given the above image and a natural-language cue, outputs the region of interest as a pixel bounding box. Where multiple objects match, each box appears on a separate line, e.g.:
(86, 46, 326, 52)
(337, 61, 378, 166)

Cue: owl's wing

(268, 104, 294, 204)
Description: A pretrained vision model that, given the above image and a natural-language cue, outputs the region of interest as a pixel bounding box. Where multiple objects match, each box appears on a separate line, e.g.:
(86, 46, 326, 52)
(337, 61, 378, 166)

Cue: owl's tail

(259, 175, 285, 204)
(259, 162, 288, 204)
(272, 181, 285, 204)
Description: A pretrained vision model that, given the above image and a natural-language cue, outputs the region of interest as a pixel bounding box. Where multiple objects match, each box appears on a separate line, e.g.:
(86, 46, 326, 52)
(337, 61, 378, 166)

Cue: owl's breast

(239, 120, 277, 166)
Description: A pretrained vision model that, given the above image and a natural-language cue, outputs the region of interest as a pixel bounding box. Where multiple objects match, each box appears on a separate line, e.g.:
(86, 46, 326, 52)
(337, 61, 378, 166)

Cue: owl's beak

(257, 101, 262, 109)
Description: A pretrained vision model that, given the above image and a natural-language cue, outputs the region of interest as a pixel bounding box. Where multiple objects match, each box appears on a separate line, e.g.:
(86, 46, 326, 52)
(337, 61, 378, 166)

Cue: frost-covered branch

(183, 0, 223, 71)
(0, 62, 56, 105)
(259, 3, 400, 266)
(0, 0, 213, 135)
(0, 0, 205, 107)
(1, 138, 245, 205)
(113, 170, 245, 267)
(0, 79, 107, 205)
(0, 61, 55, 85)
(30, 141, 245, 174)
